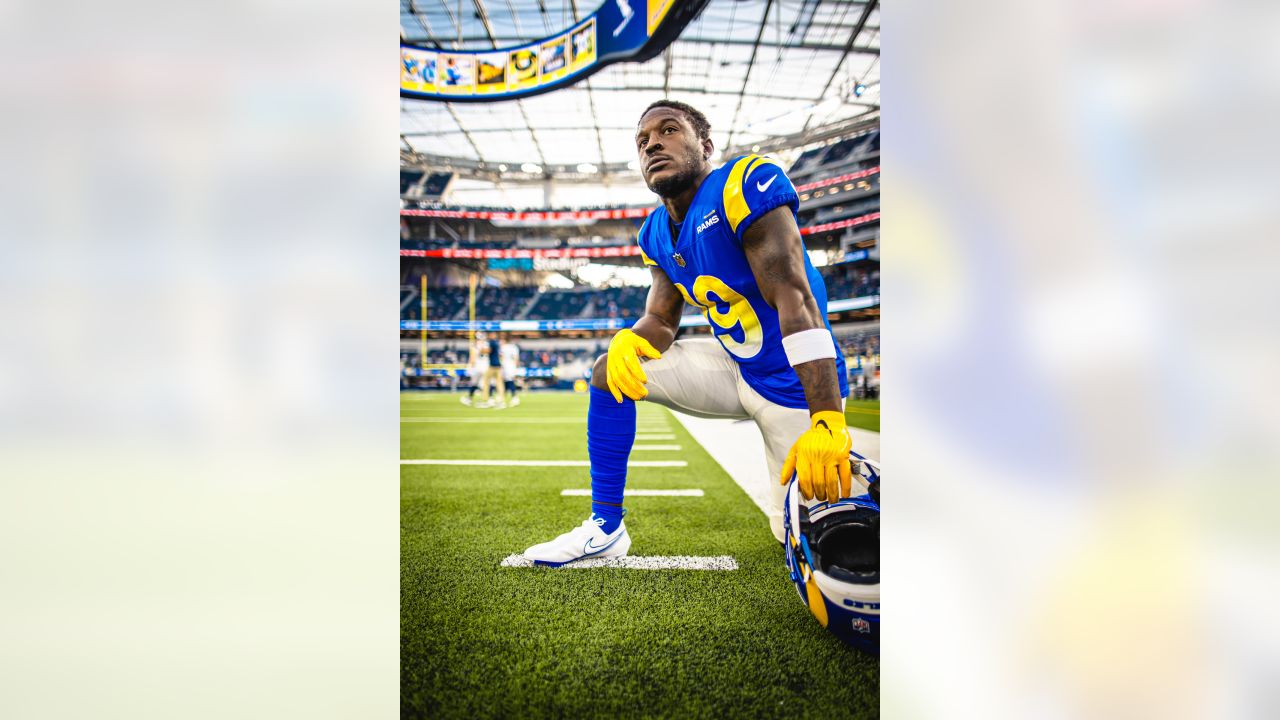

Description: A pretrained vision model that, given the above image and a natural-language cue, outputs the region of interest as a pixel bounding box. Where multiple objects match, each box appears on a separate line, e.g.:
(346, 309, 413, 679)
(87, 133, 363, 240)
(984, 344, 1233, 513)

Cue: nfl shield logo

(673, 252, 686, 267)
(852, 618, 871, 634)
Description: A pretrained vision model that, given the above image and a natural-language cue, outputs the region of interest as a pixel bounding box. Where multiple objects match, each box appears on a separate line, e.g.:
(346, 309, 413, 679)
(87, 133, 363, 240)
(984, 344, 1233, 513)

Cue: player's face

(636, 108, 708, 198)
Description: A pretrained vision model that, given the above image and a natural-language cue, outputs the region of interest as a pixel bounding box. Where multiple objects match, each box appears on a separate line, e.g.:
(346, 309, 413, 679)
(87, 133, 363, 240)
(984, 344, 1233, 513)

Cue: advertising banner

(400, 246, 643, 259)
(799, 212, 881, 236)
(401, 0, 710, 102)
(400, 207, 653, 222)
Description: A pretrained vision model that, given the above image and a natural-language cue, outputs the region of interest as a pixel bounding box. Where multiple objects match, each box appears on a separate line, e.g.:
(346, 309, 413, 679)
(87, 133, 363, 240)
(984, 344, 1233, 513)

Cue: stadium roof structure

(401, 0, 879, 207)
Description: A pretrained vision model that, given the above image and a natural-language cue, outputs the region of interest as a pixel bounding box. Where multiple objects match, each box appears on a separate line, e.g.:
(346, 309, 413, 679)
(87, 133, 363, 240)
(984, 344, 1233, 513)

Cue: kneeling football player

(524, 100, 853, 566)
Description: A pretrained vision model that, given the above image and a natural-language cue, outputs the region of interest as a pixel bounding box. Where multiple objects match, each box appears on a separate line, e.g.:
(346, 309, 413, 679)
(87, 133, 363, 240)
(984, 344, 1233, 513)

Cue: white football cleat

(459, 395, 472, 406)
(522, 516, 631, 567)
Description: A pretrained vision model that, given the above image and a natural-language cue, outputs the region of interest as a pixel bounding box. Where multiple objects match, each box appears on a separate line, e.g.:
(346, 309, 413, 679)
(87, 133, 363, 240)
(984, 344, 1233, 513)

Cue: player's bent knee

(590, 354, 609, 391)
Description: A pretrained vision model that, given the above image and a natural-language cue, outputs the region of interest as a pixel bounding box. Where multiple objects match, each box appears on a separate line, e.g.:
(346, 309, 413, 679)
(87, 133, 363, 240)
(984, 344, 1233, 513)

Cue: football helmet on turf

(782, 450, 880, 654)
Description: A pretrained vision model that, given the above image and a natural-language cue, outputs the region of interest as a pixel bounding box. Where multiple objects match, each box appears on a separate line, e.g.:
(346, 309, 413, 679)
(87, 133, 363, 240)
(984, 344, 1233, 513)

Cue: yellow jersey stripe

(723, 154, 759, 233)
(638, 247, 658, 266)
(724, 155, 786, 234)
(745, 156, 782, 180)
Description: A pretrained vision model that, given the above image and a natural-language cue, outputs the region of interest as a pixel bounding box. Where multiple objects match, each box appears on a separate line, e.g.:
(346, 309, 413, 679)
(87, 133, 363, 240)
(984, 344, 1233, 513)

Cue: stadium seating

(402, 345, 601, 373)
(400, 170, 424, 195)
(523, 289, 592, 320)
(819, 263, 880, 300)
(838, 331, 880, 359)
(402, 268, 879, 323)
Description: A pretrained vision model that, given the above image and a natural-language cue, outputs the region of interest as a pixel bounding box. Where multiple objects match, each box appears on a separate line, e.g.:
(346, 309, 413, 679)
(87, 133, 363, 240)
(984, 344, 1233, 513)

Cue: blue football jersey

(637, 154, 848, 409)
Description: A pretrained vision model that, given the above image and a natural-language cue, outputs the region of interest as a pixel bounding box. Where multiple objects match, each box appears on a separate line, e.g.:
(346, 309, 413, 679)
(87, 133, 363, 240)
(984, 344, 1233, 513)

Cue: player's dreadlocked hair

(641, 100, 712, 142)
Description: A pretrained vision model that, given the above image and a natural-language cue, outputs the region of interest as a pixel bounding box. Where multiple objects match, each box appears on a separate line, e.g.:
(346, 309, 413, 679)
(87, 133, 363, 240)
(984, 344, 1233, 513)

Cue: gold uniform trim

(722, 154, 786, 234)
(637, 214, 659, 266)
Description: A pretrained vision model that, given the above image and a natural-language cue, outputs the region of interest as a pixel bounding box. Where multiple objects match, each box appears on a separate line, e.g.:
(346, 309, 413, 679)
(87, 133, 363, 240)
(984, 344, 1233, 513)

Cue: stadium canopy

(401, 0, 879, 208)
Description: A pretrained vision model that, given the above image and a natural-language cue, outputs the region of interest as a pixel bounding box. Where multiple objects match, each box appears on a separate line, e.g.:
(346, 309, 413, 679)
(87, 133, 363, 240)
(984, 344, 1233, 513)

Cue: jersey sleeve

(721, 154, 800, 243)
(636, 210, 661, 267)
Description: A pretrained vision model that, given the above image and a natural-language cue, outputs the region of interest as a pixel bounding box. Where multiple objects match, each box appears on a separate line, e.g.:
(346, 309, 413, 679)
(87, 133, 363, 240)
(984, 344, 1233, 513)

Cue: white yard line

(560, 489, 704, 497)
(500, 554, 737, 570)
(400, 459, 687, 467)
(401, 417, 586, 423)
(634, 434, 675, 440)
(631, 444, 682, 451)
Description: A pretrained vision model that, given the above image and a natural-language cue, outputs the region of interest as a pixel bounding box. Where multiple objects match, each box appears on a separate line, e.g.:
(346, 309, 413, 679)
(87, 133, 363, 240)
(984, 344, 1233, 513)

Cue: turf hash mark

(559, 489, 705, 497)
(400, 459, 688, 467)
(499, 554, 738, 570)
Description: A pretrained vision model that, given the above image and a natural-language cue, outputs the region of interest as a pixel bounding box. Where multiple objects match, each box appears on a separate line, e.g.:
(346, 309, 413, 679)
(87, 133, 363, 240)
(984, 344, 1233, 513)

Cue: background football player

(459, 332, 488, 407)
(525, 100, 852, 566)
(479, 332, 505, 408)
(500, 339, 521, 407)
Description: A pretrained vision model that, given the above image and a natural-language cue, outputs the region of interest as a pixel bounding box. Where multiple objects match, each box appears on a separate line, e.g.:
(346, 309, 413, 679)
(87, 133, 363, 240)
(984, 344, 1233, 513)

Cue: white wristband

(782, 328, 836, 367)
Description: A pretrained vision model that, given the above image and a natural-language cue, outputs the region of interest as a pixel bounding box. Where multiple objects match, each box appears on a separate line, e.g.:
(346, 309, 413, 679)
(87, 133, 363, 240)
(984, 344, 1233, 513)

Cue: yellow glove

(780, 410, 854, 502)
(605, 329, 662, 402)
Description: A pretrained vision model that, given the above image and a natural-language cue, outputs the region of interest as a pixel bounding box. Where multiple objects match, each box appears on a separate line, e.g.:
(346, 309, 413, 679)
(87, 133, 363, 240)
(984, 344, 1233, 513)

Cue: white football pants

(638, 338, 816, 543)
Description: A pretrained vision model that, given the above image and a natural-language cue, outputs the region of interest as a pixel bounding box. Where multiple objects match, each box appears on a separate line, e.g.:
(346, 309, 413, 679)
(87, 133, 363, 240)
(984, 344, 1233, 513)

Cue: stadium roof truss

(401, 0, 879, 205)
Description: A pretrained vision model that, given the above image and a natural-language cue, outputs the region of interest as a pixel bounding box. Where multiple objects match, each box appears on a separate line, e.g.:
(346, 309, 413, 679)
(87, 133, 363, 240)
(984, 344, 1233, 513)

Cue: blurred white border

(886, 0, 1280, 717)
(0, 4, 398, 718)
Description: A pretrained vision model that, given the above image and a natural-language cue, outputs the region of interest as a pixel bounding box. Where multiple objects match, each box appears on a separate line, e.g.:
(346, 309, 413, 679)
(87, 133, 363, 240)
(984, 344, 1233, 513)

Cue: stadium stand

(400, 270, 878, 324)
(820, 263, 881, 300)
(401, 268, 879, 322)
(400, 170, 423, 196)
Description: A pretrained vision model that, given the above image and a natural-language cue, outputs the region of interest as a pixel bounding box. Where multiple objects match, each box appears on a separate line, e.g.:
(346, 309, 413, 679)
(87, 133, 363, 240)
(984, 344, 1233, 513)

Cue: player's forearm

(630, 313, 678, 353)
(777, 292, 842, 415)
(793, 358, 842, 416)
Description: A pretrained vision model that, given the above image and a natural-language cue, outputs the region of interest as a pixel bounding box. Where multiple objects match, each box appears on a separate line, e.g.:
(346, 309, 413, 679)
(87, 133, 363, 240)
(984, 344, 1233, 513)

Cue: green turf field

(402, 391, 878, 719)
(845, 398, 880, 433)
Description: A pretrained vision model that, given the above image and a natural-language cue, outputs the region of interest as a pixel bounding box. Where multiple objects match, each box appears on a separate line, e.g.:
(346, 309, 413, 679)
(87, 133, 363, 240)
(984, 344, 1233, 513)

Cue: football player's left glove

(605, 328, 662, 403)
(780, 410, 853, 502)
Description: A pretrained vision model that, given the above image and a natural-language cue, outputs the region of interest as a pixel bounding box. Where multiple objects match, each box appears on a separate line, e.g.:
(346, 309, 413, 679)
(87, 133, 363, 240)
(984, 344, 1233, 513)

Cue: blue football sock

(587, 385, 635, 534)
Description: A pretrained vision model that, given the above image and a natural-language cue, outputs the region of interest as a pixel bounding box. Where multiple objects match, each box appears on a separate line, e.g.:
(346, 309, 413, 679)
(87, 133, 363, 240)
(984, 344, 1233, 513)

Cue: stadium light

(520, 162, 542, 174)
(576, 163, 598, 174)
(498, 164, 508, 172)
(854, 83, 867, 97)
(751, 145, 761, 153)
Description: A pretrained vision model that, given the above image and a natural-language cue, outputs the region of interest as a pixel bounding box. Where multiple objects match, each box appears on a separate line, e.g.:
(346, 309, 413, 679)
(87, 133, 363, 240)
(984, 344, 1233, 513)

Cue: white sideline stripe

(560, 489, 704, 497)
(500, 554, 737, 570)
(635, 434, 675, 440)
(669, 413, 774, 518)
(401, 417, 585, 423)
(669, 412, 880, 522)
(400, 459, 687, 467)
(632, 444, 681, 451)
